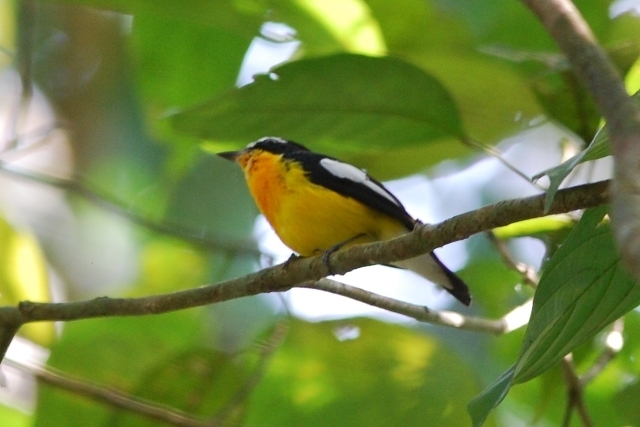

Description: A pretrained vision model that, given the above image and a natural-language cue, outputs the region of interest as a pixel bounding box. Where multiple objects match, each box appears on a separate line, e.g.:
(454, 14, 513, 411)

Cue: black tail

(429, 253, 472, 306)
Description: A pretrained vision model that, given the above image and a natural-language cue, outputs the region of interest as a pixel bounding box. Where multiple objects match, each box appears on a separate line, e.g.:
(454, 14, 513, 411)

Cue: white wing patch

(247, 136, 288, 149)
(319, 158, 401, 207)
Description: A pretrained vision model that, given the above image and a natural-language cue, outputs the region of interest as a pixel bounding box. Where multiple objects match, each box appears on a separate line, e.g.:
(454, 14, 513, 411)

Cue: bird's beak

(217, 150, 242, 162)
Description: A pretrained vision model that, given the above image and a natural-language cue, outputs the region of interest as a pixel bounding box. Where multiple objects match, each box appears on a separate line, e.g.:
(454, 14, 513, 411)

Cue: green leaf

(172, 53, 465, 149)
(513, 206, 640, 383)
(467, 365, 515, 427)
(0, 215, 53, 346)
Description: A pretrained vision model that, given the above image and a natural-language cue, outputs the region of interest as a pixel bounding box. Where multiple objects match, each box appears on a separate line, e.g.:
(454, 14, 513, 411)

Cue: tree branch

(302, 279, 507, 333)
(520, 0, 640, 280)
(0, 180, 609, 363)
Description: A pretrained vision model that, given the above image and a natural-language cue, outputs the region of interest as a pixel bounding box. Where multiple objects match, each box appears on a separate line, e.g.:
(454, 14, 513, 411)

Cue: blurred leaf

(248, 318, 491, 427)
(529, 45, 640, 212)
(457, 256, 523, 319)
(131, 12, 252, 142)
(615, 375, 640, 424)
(364, 0, 543, 143)
(172, 53, 465, 154)
(625, 51, 640, 95)
(164, 155, 258, 243)
(468, 365, 515, 427)
(366, 0, 472, 55)
(531, 70, 600, 142)
(44, 0, 266, 37)
(514, 207, 640, 383)
(110, 348, 249, 426)
(0, 215, 53, 346)
(34, 312, 211, 427)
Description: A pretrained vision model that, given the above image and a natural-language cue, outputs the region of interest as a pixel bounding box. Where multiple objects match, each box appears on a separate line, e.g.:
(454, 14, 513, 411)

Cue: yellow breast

(240, 150, 407, 256)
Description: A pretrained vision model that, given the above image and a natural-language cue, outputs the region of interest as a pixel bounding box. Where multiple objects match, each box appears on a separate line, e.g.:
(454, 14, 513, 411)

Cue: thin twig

(4, 358, 214, 427)
(487, 231, 539, 287)
(560, 354, 594, 427)
(464, 136, 546, 190)
(581, 318, 624, 385)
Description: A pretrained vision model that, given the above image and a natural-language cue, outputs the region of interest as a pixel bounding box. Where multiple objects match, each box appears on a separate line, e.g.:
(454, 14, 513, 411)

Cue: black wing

(291, 150, 415, 230)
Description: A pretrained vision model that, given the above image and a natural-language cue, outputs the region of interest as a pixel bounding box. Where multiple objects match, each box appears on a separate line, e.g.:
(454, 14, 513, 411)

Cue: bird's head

(217, 137, 310, 168)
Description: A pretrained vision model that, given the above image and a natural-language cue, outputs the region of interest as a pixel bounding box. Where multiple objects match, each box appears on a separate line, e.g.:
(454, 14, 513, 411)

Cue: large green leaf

(171, 53, 465, 149)
(514, 207, 640, 382)
(469, 207, 640, 426)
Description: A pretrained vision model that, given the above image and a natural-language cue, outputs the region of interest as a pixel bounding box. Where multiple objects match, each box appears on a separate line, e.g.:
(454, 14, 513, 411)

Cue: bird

(217, 136, 471, 306)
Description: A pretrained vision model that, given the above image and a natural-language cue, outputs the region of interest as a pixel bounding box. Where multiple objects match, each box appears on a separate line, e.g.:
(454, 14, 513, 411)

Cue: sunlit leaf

(0, 215, 53, 345)
(271, 0, 386, 56)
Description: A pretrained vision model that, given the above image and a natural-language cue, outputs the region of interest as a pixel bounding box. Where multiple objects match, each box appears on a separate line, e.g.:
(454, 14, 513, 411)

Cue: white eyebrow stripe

(319, 158, 401, 207)
(247, 136, 287, 148)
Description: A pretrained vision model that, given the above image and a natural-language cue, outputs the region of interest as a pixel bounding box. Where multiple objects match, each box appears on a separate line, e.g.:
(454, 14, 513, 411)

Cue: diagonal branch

(0, 180, 609, 363)
(4, 358, 214, 427)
